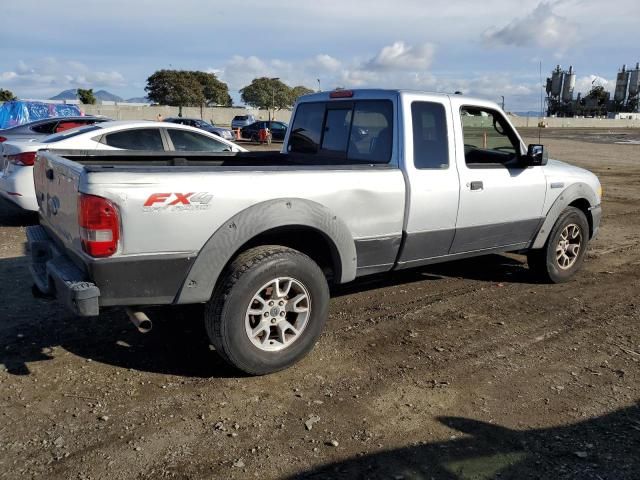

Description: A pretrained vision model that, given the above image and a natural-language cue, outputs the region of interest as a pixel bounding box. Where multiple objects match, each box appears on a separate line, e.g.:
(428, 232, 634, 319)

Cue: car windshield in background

(288, 100, 393, 164)
(43, 125, 103, 143)
(234, 116, 248, 121)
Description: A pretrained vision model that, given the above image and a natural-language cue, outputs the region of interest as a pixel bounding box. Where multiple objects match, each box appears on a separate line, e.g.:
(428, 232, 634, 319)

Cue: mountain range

(49, 89, 149, 103)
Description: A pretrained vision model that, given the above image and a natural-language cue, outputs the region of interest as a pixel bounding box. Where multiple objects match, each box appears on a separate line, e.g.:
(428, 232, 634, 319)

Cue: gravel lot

(1, 130, 639, 479)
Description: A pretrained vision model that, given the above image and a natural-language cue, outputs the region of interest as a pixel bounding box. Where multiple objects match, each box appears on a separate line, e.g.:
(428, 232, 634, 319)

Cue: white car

(0, 121, 247, 211)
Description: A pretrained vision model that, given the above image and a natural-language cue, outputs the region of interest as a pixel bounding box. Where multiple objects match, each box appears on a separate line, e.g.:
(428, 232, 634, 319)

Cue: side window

(411, 102, 448, 169)
(288, 102, 325, 154)
(347, 100, 393, 163)
(104, 129, 165, 150)
(168, 129, 229, 152)
(32, 121, 57, 134)
(460, 107, 520, 166)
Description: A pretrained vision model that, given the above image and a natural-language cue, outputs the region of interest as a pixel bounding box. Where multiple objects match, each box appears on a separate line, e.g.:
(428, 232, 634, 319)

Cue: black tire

(527, 206, 589, 283)
(250, 133, 258, 143)
(204, 246, 329, 375)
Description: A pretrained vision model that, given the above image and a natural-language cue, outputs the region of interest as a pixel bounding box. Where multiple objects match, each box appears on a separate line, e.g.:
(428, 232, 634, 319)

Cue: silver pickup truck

(28, 89, 602, 375)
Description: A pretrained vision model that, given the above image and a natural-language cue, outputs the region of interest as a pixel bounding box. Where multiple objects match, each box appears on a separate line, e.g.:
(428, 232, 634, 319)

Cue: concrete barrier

(80, 105, 292, 127)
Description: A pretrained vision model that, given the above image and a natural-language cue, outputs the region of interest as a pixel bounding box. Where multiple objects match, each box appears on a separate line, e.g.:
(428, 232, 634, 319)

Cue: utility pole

(269, 77, 280, 124)
(317, 78, 321, 92)
(500, 95, 505, 111)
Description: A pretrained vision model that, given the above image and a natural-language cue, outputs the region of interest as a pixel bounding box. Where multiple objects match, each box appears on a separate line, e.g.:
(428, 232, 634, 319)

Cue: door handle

(470, 181, 483, 191)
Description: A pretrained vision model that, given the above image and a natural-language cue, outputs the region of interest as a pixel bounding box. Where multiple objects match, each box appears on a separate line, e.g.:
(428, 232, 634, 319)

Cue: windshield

(43, 125, 103, 143)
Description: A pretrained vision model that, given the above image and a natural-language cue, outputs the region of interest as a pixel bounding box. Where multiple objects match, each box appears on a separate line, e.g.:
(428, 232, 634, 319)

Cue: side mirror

(525, 144, 548, 166)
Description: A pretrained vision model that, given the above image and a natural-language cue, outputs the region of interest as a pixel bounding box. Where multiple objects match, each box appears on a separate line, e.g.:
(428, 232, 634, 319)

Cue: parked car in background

(241, 121, 288, 142)
(0, 120, 246, 211)
(0, 116, 110, 143)
(231, 114, 256, 130)
(164, 117, 236, 141)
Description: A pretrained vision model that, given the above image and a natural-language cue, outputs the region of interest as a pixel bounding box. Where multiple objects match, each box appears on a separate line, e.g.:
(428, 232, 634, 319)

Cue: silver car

(0, 116, 110, 143)
(231, 114, 256, 130)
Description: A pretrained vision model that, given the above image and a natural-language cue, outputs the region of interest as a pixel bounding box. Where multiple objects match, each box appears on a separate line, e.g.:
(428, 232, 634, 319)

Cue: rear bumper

(27, 225, 196, 316)
(0, 169, 39, 211)
(27, 225, 100, 316)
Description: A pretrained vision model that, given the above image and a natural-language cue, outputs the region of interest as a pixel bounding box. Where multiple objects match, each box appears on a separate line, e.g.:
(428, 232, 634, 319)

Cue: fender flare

(176, 198, 357, 304)
(531, 182, 598, 249)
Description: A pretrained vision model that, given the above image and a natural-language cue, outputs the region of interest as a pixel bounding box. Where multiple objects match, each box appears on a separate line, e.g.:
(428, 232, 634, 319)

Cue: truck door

(449, 100, 546, 253)
(396, 95, 460, 268)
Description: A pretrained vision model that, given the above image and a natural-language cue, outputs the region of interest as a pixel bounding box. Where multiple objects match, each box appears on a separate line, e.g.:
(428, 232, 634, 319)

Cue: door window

(104, 128, 165, 150)
(460, 107, 521, 166)
(168, 129, 229, 151)
(411, 102, 448, 169)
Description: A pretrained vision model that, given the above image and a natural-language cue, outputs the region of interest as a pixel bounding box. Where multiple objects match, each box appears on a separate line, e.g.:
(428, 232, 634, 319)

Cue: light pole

(317, 78, 321, 92)
(269, 77, 280, 124)
(500, 95, 505, 111)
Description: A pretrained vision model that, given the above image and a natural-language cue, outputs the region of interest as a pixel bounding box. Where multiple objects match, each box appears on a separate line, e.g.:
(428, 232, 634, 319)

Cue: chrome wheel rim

(245, 277, 311, 352)
(556, 223, 582, 270)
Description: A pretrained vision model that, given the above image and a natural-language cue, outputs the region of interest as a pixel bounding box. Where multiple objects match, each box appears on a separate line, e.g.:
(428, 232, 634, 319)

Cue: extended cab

(28, 89, 602, 375)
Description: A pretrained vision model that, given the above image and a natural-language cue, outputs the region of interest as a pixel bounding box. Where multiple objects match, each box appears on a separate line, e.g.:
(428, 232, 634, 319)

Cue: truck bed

(45, 150, 393, 170)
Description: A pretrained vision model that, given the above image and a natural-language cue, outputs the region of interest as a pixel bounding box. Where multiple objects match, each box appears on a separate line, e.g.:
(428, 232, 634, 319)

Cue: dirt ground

(1, 129, 639, 480)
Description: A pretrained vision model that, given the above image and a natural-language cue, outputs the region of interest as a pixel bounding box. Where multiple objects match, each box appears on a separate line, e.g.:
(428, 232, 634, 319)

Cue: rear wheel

(528, 206, 589, 283)
(205, 246, 329, 375)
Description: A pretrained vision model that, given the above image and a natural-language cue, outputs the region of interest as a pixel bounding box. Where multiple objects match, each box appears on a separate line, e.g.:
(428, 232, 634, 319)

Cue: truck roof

(297, 88, 497, 108)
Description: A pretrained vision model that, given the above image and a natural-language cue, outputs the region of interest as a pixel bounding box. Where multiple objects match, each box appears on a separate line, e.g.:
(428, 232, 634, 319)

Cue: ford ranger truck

(28, 89, 602, 375)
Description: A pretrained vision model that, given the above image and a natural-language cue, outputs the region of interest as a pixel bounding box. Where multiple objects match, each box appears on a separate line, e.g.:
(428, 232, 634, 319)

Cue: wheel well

(233, 226, 340, 284)
(569, 198, 593, 238)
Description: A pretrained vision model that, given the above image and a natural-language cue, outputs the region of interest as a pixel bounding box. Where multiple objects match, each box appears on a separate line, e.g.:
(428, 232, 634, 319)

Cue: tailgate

(34, 150, 84, 254)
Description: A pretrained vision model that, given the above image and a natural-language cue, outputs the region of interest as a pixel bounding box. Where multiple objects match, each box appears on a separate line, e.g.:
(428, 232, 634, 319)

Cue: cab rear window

(288, 100, 393, 164)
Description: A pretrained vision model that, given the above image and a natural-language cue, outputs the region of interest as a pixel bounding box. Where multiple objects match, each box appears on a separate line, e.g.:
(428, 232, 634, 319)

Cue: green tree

(289, 86, 314, 105)
(77, 88, 96, 105)
(240, 77, 291, 110)
(0, 88, 17, 102)
(190, 71, 232, 106)
(145, 70, 230, 107)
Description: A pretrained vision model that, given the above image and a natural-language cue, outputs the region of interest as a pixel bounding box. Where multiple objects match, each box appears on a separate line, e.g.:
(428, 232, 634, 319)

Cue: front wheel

(205, 246, 329, 375)
(527, 206, 589, 283)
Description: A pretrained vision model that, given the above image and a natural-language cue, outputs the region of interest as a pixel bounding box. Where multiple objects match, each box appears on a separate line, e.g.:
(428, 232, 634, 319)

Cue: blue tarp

(0, 101, 83, 129)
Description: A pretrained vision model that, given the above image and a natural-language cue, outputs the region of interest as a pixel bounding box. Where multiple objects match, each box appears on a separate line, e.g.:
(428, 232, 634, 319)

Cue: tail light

(8, 152, 37, 166)
(0, 136, 7, 142)
(78, 193, 120, 257)
(330, 90, 354, 99)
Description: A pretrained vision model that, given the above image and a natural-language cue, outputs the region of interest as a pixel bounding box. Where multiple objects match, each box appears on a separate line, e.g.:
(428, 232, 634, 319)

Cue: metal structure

(545, 65, 576, 116)
(546, 63, 640, 117)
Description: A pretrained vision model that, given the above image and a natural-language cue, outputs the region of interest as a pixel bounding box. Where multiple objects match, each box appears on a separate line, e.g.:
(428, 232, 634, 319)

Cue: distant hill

(94, 90, 123, 102)
(124, 96, 150, 104)
(49, 89, 80, 101)
(49, 89, 124, 102)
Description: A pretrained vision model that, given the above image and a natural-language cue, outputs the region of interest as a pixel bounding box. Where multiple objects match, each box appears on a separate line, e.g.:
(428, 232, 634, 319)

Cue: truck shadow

(288, 402, 640, 479)
(0, 255, 237, 378)
(334, 254, 532, 297)
(0, 198, 38, 227)
(0, 253, 532, 378)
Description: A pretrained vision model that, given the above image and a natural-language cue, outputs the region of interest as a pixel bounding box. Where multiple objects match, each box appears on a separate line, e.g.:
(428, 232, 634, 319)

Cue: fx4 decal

(143, 192, 213, 211)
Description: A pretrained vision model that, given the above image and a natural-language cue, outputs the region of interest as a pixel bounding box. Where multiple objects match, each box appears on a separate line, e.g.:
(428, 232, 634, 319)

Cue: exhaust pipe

(125, 308, 153, 333)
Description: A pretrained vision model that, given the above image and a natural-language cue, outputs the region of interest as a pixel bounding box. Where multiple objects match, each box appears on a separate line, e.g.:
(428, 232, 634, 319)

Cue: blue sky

(1, 0, 638, 110)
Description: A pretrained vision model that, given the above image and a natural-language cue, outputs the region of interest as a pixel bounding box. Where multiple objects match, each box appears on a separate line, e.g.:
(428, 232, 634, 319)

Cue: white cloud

(0, 58, 126, 98)
(574, 74, 614, 95)
(310, 54, 341, 72)
(366, 41, 435, 71)
(483, 1, 578, 51)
